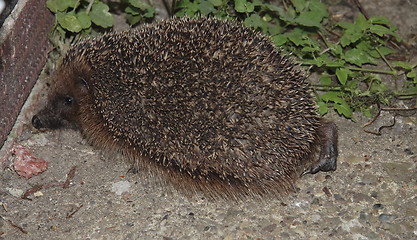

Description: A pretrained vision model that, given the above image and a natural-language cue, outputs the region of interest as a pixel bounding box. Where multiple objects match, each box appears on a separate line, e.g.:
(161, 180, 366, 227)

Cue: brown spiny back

(52, 17, 322, 199)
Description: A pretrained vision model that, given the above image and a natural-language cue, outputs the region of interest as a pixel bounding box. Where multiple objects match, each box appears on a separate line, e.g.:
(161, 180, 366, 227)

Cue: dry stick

(21, 182, 64, 200)
(362, 104, 416, 135)
(63, 166, 78, 189)
(352, 0, 369, 19)
(1, 216, 28, 234)
(66, 204, 83, 219)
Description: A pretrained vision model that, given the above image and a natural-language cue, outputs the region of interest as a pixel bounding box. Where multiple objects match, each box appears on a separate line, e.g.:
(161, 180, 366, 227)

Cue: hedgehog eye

(64, 97, 74, 105)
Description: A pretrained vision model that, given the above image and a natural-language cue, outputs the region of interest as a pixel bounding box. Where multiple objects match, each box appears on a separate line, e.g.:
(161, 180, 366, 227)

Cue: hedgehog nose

(32, 115, 42, 129)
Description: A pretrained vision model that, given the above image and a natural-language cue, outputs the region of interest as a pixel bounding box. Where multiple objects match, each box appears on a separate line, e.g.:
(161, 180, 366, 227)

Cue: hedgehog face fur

(32, 17, 338, 199)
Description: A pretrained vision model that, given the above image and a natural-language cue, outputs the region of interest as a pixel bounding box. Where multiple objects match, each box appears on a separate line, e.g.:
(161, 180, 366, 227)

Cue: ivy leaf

(56, 12, 83, 33)
(90, 2, 113, 28)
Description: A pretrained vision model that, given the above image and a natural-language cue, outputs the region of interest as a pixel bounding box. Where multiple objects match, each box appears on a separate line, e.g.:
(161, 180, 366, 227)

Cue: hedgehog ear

(76, 76, 90, 93)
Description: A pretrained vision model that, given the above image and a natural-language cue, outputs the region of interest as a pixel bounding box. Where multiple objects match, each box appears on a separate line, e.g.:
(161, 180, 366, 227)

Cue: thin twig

(353, 0, 369, 19)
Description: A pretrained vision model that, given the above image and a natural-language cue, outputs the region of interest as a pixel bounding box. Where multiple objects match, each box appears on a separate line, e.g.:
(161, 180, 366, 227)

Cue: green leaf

(125, 6, 141, 15)
(362, 107, 372, 118)
(285, 29, 304, 46)
(90, 2, 113, 28)
(308, 0, 328, 19)
(320, 92, 340, 102)
(406, 70, 416, 78)
(392, 61, 413, 70)
(316, 54, 345, 67)
(318, 101, 329, 115)
(129, 0, 152, 10)
(336, 68, 350, 85)
(144, 7, 155, 18)
(295, 11, 323, 28)
(46, 0, 78, 13)
(329, 44, 343, 56)
(338, 21, 353, 29)
(334, 100, 353, 118)
(344, 48, 377, 66)
(175, 0, 199, 17)
(320, 75, 332, 85)
(377, 46, 395, 57)
(369, 25, 394, 37)
(56, 12, 82, 32)
(235, 0, 254, 13)
(368, 16, 392, 26)
(209, 0, 223, 7)
(290, 0, 306, 13)
(271, 34, 287, 46)
(340, 26, 363, 47)
(244, 14, 265, 30)
(302, 46, 320, 53)
(264, 3, 295, 22)
(355, 13, 369, 31)
(126, 15, 141, 25)
(199, 1, 216, 15)
(234, 0, 246, 13)
(77, 11, 91, 29)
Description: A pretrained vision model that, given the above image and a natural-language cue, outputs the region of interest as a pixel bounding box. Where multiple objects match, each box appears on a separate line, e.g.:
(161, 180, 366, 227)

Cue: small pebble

(111, 181, 131, 195)
(378, 214, 397, 223)
(373, 203, 383, 210)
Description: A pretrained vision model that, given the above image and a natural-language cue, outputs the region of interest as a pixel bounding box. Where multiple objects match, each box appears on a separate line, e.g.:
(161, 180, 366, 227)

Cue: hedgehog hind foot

(303, 121, 338, 176)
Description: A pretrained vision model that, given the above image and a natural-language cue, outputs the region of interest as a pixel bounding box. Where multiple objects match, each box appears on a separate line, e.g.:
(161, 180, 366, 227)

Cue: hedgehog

(31, 17, 338, 199)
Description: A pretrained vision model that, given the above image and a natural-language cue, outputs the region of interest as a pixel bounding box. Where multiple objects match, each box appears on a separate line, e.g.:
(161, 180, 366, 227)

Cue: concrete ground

(1, 0, 416, 239)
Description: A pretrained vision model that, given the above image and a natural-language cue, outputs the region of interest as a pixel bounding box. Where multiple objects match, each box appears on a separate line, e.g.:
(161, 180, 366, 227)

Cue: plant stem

(347, 66, 396, 75)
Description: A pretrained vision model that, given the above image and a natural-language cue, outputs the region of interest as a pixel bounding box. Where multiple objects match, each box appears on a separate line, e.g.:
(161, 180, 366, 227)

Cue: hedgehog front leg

(304, 121, 338, 175)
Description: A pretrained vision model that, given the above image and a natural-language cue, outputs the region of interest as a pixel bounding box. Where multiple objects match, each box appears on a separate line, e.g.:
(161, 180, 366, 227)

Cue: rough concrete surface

(1, 0, 416, 239)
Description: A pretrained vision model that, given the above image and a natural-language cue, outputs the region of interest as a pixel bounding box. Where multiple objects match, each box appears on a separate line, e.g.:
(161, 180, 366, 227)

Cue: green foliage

(46, 0, 155, 46)
(124, 0, 156, 25)
(174, 0, 417, 119)
(47, 0, 113, 35)
(45, 0, 416, 119)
